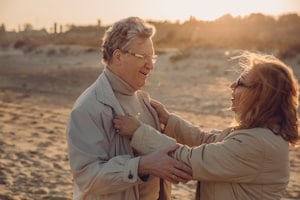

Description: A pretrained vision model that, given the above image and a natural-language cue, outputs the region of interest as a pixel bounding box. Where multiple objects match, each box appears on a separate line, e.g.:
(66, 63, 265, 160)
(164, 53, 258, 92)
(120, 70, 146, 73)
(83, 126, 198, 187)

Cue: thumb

(150, 99, 160, 108)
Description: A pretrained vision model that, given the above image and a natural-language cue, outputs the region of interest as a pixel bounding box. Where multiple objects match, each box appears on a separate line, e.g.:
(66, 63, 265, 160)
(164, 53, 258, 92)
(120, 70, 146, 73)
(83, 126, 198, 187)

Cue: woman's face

(230, 70, 255, 114)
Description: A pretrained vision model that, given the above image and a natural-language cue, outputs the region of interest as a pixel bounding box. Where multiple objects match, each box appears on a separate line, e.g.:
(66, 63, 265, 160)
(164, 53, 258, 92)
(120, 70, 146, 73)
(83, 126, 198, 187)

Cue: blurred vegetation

(1, 13, 300, 58)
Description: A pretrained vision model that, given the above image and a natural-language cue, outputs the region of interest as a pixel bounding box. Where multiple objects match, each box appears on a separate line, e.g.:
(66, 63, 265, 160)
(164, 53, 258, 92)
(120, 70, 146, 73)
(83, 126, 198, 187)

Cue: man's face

(119, 37, 155, 91)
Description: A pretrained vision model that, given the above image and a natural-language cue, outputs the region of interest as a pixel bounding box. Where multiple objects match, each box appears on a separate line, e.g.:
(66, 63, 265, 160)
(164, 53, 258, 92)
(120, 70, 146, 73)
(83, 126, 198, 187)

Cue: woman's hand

(150, 99, 170, 125)
(113, 115, 141, 136)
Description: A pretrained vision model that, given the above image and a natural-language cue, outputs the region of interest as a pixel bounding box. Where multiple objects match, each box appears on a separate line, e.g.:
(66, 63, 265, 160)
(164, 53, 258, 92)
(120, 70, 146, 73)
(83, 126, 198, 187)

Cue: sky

(1, 0, 300, 31)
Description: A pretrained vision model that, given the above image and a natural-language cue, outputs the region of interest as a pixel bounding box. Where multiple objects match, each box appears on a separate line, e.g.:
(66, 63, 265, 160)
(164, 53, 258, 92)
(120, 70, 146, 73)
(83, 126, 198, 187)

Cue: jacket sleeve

(171, 131, 264, 182)
(131, 124, 177, 155)
(164, 114, 223, 146)
(67, 107, 143, 196)
(131, 125, 264, 183)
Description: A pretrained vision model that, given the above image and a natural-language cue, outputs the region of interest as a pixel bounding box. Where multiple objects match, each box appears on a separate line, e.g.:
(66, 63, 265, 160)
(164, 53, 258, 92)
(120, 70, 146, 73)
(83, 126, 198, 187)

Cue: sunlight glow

(0, 0, 299, 31)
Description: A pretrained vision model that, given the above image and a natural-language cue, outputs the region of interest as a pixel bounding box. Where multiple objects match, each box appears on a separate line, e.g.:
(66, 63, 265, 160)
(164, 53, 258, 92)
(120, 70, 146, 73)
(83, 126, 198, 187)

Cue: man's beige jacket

(67, 72, 171, 200)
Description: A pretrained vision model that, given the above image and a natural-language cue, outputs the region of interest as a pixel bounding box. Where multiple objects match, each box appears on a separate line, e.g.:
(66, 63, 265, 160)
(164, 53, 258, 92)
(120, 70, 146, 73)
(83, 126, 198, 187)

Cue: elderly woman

(113, 52, 299, 200)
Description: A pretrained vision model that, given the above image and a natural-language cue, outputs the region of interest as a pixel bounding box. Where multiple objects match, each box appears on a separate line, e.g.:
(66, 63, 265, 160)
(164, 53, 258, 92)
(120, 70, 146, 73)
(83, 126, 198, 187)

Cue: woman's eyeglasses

(123, 50, 157, 64)
(235, 77, 256, 89)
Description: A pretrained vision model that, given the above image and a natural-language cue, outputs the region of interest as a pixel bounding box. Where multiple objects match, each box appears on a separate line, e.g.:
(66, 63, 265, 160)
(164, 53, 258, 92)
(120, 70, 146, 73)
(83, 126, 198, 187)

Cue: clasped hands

(113, 99, 170, 136)
(112, 100, 193, 184)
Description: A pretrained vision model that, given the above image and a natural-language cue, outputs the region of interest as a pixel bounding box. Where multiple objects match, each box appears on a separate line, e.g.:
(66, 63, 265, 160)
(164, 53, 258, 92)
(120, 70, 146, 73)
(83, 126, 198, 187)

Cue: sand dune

(0, 44, 299, 199)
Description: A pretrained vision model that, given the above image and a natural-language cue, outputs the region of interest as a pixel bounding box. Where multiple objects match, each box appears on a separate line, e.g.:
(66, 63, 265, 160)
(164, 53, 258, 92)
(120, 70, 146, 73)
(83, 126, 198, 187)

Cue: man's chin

(137, 81, 146, 89)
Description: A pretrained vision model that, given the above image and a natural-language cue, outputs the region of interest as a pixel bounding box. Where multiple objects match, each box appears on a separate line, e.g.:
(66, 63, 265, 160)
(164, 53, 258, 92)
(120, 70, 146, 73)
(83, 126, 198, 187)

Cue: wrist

(138, 156, 149, 176)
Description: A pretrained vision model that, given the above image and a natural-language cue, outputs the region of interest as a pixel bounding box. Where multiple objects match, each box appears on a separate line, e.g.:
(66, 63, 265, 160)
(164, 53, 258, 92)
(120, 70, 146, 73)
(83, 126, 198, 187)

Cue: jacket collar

(95, 72, 125, 116)
(104, 68, 136, 96)
(95, 70, 161, 131)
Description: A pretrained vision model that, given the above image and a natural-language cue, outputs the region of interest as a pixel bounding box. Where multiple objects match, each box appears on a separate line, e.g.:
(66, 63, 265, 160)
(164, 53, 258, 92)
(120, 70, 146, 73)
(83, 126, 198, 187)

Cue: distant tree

(215, 13, 234, 22)
(3, 13, 299, 50)
(0, 23, 5, 33)
(54, 22, 57, 34)
(277, 13, 300, 47)
(24, 23, 33, 32)
(188, 16, 197, 22)
(278, 13, 300, 25)
(41, 28, 48, 33)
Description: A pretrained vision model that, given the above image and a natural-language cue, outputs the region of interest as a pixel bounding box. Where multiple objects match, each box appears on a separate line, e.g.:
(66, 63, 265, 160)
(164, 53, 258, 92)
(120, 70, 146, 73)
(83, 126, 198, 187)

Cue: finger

(167, 174, 179, 184)
(113, 118, 121, 125)
(113, 118, 120, 123)
(114, 124, 120, 129)
(114, 115, 122, 119)
(174, 162, 193, 176)
(173, 174, 190, 184)
(170, 171, 190, 184)
(150, 98, 160, 104)
(164, 144, 179, 154)
(150, 99, 161, 108)
(113, 120, 122, 128)
(172, 174, 181, 184)
(173, 166, 193, 180)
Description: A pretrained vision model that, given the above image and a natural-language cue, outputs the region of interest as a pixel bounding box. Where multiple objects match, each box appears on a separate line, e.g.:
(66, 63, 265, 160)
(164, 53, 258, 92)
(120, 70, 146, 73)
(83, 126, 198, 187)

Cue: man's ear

(112, 49, 122, 62)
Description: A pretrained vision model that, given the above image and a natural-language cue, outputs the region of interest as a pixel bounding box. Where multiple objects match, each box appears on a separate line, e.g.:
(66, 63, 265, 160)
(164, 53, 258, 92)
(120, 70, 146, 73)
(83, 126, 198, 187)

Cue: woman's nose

(230, 81, 236, 89)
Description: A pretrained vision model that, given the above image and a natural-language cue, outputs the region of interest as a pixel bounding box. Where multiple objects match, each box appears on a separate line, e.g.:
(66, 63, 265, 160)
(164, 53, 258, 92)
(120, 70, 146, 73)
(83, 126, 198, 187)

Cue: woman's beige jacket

(131, 114, 290, 200)
(66, 72, 171, 200)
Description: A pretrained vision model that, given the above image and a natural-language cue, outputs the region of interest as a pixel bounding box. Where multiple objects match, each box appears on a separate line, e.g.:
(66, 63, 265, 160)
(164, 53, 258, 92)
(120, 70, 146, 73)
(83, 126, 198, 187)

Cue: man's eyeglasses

(123, 50, 157, 64)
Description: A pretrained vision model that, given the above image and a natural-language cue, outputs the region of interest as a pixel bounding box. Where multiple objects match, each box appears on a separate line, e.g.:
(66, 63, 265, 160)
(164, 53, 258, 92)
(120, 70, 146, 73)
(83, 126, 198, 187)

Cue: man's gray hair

(101, 17, 156, 64)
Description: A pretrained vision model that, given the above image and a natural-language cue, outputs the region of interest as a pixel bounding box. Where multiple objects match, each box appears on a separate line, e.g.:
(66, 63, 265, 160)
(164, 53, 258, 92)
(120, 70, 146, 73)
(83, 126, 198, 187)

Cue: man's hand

(113, 115, 141, 136)
(138, 145, 193, 184)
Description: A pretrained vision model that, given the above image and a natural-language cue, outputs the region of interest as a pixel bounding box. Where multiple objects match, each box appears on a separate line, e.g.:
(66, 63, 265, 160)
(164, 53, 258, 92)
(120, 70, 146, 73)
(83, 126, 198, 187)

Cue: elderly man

(66, 17, 192, 200)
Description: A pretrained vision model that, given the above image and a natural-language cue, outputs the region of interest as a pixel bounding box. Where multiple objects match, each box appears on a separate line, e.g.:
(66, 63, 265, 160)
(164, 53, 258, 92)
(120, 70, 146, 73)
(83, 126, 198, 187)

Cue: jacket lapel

(94, 72, 134, 156)
(139, 92, 161, 132)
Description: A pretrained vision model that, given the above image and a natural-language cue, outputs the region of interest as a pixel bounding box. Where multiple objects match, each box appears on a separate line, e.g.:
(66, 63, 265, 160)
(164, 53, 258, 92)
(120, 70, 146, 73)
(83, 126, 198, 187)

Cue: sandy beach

(0, 44, 299, 199)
